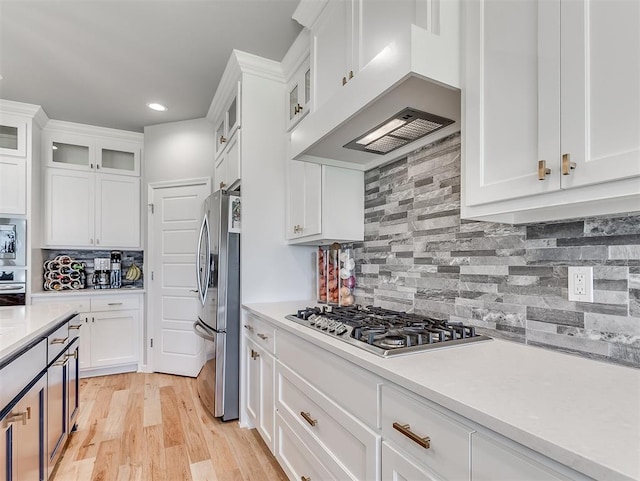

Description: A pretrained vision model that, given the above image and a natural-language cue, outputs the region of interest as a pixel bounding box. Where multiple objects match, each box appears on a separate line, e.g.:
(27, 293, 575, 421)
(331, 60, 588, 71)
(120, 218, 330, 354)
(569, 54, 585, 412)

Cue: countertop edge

(242, 302, 639, 481)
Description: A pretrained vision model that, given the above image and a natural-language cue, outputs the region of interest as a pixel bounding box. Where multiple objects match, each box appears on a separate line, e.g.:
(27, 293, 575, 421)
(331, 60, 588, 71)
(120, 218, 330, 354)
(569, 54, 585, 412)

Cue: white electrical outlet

(568, 266, 594, 302)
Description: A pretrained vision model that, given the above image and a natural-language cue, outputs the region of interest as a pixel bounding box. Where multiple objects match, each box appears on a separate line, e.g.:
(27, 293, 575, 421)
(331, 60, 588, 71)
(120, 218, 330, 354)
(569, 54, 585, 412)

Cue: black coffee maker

(110, 251, 122, 288)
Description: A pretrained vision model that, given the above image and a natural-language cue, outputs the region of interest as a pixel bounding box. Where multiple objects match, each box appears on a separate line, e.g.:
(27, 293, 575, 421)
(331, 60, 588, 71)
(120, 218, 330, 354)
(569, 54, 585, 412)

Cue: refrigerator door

(196, 209, 209, 306)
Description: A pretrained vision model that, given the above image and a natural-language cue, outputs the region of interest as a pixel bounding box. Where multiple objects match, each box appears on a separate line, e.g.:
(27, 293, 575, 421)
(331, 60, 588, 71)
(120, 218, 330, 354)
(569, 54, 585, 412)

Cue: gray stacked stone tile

(353, 133, 640, 368)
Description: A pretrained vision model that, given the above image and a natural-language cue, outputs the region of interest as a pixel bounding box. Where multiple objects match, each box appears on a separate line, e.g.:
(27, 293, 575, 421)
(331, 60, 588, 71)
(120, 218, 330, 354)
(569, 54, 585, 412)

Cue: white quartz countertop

(30, 287, 145, 298)
(0, 304, 78, 362)
(243, 300, 640, 481)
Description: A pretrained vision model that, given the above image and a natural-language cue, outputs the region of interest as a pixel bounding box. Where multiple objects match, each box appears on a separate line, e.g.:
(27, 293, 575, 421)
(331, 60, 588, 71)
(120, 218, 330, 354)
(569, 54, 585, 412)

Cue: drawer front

(47, 320, 70, 364)
(91, 295, 139, 311)
(31, 296, 91, 312)
(382, 441, 439, 481)
(277, 329, 380, 427)
(381, 384, 474, 481)
(243, 313, 275, 354)
(276, 413, 347, 481)
(277, 362, 380, 481)
(0, 338, 46, 409)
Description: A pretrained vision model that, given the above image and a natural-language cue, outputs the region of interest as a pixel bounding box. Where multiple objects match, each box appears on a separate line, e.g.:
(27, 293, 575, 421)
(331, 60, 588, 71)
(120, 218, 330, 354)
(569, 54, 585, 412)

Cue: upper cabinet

(214, 82, 241, 161)
(287, 57, 312, 131)
(212, 79, 242, 191)
(42, 121, 143, 248)
(44, 129, 140, 176)
(462, 0, 640, 223)
(0, 113, 27, 157)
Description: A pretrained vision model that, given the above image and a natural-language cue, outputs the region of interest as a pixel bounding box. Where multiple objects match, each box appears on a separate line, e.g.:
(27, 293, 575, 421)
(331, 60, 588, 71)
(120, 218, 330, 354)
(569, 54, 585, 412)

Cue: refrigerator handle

(193, 318, 216, 341)
(204, 214, 212, 291)
(196, 213, 207, 305)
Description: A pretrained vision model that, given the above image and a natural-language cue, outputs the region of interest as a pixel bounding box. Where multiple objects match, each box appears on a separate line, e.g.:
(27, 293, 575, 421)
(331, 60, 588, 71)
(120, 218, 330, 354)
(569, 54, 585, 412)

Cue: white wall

(143, 117, 215, 184)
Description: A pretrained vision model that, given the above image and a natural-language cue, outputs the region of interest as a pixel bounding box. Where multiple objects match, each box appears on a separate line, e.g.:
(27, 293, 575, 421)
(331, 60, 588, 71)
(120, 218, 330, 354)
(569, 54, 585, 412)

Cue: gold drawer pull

(251, 349, 260, 360)
(301, 477, 311, 481)
(52, 355, 69, 367)
(50, 337, 68, 345)
(257, 333, 268, 340)
(562, 153, 576, 175)
(393, 422, 430, 449)
(5, 410, 28, 426)
(537, 160, 551, 180)
(69, 324, 82, 330)
(300, 411, 317, 427)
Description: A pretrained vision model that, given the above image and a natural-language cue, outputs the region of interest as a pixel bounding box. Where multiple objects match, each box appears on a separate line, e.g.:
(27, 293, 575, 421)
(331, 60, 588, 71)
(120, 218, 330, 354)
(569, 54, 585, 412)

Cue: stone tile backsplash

(353, 133, 640, 368)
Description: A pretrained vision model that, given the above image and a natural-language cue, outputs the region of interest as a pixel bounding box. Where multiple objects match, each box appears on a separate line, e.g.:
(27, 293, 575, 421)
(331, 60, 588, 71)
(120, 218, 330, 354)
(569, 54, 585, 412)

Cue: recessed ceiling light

(147, 102, 168, 112)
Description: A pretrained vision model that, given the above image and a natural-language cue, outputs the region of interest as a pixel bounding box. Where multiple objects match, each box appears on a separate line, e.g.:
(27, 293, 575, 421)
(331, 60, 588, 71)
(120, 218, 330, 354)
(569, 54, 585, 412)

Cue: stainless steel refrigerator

(193, 191, 241, 421)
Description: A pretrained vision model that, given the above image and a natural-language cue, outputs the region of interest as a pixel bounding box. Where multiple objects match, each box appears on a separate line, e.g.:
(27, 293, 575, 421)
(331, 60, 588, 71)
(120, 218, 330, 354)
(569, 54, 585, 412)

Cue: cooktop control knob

(335, 324, 348, 335)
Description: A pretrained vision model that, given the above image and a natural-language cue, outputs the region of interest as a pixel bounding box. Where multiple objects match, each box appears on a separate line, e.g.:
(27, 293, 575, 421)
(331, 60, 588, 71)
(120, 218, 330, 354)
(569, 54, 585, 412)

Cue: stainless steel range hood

(289, 23, 462, 171)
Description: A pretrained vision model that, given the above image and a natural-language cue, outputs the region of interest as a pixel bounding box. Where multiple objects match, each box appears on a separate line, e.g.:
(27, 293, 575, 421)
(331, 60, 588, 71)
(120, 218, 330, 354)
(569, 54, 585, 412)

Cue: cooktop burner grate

(287, 305, 491, 357)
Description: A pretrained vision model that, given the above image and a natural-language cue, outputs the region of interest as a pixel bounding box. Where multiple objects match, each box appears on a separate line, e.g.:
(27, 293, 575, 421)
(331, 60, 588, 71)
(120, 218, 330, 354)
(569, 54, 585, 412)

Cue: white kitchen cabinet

(213, 82, 241, 161)
(462, 0, 640, 223)
(286, 57, 312, 131)
(44, 128, 141, 176)
(308, 0, 448, 110)
(287, 161, 363, 245)
(44, 167, 140, 248)
(0, 155, 26, 215)
(0, 113, 27, 157)
(214, 130, 240, 192)
(32, 293, 142, 377)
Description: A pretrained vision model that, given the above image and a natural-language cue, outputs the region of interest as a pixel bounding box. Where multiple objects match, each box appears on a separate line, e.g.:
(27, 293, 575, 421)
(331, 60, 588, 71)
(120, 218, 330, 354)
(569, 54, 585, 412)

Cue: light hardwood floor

(52, 372, 288, 481)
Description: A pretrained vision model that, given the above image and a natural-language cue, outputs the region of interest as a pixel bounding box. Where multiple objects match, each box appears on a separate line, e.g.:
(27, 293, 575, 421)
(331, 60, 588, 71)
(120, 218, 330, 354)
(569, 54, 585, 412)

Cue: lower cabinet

(382, 442, 439, 481)
(47, 348, 69, 476)
(0, 373, 47, 481)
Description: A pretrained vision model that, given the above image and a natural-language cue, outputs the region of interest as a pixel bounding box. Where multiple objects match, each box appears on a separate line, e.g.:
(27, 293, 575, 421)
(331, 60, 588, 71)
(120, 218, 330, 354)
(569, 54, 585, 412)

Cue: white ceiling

(0, 0, 302, 132)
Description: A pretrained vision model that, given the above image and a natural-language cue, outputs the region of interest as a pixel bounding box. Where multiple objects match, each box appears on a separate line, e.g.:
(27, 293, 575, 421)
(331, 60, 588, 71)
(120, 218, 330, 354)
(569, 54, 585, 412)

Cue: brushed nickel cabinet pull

(50, 337, 68, 345)
(251, 349, 260, 360)
(300, 411, 317, 427)
(393, 422, 430, 449)
(69, 324, 82, 330)
(53, 355, 69, 367)
(107, 302, 123, 306)
(538, 160, 551, 180)
(342, 76, 347, 86)
(349, 70, 354, 79)
(562, 153, 576, 175)
(257, 333, 268, 340)
(220, 182, 226, 189)
(220, 135, 227, 144)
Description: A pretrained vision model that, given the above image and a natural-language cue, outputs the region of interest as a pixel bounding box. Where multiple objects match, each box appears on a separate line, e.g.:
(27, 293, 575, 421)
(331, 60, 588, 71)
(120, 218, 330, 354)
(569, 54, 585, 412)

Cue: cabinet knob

(219, 181, 226, 189)
(257, 333, 268, 340)
(294, 103, 303, 114)
(220, 135, 227, 144)
(562, 153, 576, 175)
(244, 324, 254, 332)
(349, 70, 354, 80)
(250, 349, 260, 360)
(342, 76, 347, 86)
(537, 160, 551, 180)
(96, 239, 100, 245)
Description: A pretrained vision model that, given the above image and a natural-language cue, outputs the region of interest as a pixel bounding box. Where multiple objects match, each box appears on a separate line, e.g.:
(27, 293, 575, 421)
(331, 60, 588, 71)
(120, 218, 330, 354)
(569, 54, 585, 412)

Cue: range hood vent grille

(343, 108, 455, 155)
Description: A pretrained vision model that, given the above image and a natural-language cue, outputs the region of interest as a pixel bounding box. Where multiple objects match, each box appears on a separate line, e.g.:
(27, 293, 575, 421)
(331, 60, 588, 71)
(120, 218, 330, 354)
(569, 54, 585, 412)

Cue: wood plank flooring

(52, 372, 288, 481)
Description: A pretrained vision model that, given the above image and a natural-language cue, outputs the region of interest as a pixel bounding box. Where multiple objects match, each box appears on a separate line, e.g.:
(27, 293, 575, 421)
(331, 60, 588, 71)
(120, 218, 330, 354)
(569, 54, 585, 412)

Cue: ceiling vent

(343, 108, 455, 155)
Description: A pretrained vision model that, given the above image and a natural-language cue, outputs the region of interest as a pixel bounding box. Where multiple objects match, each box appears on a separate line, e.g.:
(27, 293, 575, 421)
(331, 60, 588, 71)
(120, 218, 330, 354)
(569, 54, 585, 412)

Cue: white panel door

(150, 181, 211, 377)
(464, 0, 561, 206)
(560, 0, 640, 189)
(95, 174, 140, 248)
(44, 168, 94, 246)
(0, 155, 26, 215)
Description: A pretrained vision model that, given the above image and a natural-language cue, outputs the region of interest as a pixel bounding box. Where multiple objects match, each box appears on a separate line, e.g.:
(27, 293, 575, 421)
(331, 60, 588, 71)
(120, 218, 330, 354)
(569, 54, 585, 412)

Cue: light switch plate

(568, 266, 594, 302)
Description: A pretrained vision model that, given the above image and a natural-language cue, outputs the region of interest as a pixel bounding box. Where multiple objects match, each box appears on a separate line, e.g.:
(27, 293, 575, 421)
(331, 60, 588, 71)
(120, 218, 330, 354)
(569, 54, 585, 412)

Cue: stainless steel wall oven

(0, 218, 27, 306)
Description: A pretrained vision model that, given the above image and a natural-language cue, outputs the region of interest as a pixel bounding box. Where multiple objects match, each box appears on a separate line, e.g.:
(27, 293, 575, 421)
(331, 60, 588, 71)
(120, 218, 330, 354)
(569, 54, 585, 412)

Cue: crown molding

(281, 29, 311, 82)
(43, 119, 143, 142)
(293, 0, 328, 28)
(0, 99, 48, 126)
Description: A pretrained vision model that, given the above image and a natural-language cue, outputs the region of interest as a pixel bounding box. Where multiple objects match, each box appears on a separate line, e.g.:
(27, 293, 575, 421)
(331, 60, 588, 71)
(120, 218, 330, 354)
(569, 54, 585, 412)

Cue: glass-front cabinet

(214, 82, 241, 161)
(287, 57, 311, 131)
(44, 131, 140, 176)
(0, 113, 27, 157)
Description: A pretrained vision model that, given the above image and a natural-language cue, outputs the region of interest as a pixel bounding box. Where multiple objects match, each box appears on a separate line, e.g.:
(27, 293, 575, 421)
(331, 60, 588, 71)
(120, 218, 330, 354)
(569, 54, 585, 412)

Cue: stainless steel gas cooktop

(286, 305, 491, 357)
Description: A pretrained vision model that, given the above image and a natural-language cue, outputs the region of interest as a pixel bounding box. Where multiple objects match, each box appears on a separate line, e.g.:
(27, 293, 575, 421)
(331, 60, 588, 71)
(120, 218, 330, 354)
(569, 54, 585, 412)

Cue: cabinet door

(312, 0, 355, 109)
(214, 156, 227, 193)
(44, 131, 93, 171)
(76, 314, 91, 371)
(47, 351, 68, 475)
(560, 0, 640, 189)
(44, 168, 95, 246)
(464, 0, 561, 206)
(246, 339, 260, 426)
(95, 174, 140, 248)
(96, 139, 141, 176)
(1, 374, 46, 481)
(90, 309, 139, 367)
(215, 118, 226, 159)
(0, 114, 27, 157)
(0, 156, 26, 215)
(287, 161, 305, 239)
(287, 161, 321, 240)
(382, 442, 439, 481)
(67, 339, 80, 429)
(226, 89, 240, 140)
(257, 347, 274, 451)
(287, 59, 312, 131)
(226, 131, 241, 190)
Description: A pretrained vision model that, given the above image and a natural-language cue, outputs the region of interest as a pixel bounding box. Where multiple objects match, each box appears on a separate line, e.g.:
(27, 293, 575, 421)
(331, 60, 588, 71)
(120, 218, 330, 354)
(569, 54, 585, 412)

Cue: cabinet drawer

(276, 413, 348, 481)
(243, 314, 275, 354)
(277, 329, 380, 427)
(0, 338, 46, 409)
(381, 384, 474, 481)
(31, 296, 91, 312)
(47, 321, 70, 364)
(276, 362, 380, 481)
(91, 295, 139, 311)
